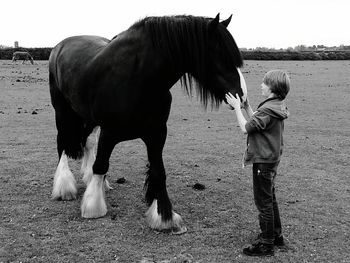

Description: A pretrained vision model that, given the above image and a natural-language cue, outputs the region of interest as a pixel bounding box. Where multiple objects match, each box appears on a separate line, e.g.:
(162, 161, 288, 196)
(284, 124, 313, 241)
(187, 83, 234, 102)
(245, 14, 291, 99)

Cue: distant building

(14, 41, 19, 48)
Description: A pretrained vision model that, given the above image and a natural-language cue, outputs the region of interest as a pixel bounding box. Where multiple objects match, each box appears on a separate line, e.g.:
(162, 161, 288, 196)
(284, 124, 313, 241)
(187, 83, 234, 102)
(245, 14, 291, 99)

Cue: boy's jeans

(252, 162, 282, 245)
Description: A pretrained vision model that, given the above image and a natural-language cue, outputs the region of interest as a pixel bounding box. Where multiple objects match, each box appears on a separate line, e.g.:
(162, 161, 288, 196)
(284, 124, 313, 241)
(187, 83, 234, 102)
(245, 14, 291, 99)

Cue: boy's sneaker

(253, 234, 286, 247)
(243, 242, 274, 257)
(274, 235, 285, 247)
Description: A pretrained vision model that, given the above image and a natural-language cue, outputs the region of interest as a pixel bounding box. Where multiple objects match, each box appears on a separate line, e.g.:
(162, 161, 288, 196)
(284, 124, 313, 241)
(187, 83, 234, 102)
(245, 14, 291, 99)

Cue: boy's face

(261, 82, 272, 98)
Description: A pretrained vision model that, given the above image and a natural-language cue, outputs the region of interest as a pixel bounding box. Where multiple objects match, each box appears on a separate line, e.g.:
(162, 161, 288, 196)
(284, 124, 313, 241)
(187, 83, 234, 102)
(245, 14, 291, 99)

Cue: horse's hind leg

(80, 126, 113, 190)
(142, 125, 186, 234)
(81, 129, 117, 218)
(52, 151, 77, 200)
(81, 126, 100, 184)
(51, 106, 81, 200)
(50, 73, 85, 200)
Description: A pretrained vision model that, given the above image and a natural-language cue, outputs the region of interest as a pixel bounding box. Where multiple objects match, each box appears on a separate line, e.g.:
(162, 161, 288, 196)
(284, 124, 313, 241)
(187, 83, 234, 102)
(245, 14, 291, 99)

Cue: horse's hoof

(145, 200, 186, 233)
(52, 191, 77, 201)
(81, 198, 107, 218)
(172, 226, 187, 235)
(52, 152, 77, 201)
(81, 174, 107, 218)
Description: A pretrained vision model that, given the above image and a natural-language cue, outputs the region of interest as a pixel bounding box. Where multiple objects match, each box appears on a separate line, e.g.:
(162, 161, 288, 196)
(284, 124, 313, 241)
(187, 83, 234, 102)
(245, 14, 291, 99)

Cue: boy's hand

(225, 92, 241, 110)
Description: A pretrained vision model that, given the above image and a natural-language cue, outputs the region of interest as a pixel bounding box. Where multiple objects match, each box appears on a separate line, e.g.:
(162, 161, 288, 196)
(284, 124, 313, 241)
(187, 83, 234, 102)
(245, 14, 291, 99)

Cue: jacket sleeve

(245, 111, 271, 134)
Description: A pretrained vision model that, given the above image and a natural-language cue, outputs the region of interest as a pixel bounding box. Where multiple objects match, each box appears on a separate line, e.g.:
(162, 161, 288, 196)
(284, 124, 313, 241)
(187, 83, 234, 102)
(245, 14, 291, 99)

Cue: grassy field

(1, 60, 349, 263)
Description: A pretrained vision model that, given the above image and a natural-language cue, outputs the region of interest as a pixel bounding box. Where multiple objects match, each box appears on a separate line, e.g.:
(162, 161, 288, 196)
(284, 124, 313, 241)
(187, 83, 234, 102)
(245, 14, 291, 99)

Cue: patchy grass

(1, 60, 349, 262)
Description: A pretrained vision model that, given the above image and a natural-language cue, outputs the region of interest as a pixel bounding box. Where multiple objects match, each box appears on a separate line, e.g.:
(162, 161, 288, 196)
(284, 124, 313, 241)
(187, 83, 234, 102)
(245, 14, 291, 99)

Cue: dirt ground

(0, 59, 349, 263)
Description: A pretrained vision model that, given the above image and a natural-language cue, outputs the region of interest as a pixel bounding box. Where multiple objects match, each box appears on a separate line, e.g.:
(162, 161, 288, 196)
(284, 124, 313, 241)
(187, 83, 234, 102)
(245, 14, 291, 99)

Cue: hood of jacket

(256, 97, 289, 120)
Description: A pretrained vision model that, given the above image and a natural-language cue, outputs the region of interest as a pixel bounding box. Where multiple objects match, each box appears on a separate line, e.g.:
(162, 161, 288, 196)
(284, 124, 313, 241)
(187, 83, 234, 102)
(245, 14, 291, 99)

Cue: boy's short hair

(263, 70, 290, 100)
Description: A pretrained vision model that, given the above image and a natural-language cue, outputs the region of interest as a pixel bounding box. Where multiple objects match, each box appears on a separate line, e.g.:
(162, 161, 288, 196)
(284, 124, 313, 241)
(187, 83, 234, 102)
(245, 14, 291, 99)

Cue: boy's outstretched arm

(225, 93, 247, 134)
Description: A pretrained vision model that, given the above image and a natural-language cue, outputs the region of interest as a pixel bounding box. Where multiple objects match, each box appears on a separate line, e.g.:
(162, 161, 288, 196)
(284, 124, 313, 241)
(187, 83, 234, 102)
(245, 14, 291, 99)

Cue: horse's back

(49, 35, 110, 75)
(49, 32, 166, 126)
(49, 36, 110, 112)
(49, 36, 109, 118)
(51, 35, 109, 56)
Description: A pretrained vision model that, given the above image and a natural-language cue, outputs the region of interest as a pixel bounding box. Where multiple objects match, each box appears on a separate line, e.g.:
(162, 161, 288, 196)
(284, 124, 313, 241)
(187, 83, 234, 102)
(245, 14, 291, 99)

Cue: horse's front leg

(142, 125, 187, 234)
(81, 129, 116, 218)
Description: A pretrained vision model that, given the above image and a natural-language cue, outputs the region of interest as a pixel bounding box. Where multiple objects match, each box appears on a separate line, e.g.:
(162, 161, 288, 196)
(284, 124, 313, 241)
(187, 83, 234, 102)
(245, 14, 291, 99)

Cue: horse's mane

(130, 15, 243, 108)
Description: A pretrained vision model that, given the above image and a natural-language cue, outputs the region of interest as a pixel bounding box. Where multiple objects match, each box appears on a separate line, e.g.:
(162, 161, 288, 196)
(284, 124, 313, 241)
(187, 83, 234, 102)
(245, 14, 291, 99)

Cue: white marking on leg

(81, 127, 100, 185)
(81, 146, 94, 185)
(145, 200, 185, 233)
(145, 200, 163, 229)
(52, 151, 77, 200)
(81, 126, 113, 189)
(237, 67, 248, 102)
(81, 173, 107, 218)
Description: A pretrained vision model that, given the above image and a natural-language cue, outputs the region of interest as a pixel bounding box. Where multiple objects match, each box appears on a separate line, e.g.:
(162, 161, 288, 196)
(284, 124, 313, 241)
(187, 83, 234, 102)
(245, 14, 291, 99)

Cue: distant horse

(49, 14, 247, 233)
(12, 51, 34, 64)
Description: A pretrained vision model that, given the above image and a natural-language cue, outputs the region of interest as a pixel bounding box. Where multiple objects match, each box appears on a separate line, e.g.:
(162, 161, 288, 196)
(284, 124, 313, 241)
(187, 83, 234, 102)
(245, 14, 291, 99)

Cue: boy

(225, 70, 290, 256)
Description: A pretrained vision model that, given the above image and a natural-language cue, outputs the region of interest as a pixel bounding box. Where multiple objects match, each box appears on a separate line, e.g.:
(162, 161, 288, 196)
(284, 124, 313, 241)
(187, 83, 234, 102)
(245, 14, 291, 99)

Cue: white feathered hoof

(52, 153, 77, 201)
(81, 174, 107, 218)
(145, 200, 187, 235)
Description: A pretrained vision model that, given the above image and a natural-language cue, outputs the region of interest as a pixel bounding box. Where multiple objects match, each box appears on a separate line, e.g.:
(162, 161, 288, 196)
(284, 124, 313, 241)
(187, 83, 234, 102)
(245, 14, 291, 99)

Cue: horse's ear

(208, 13, 220, 32)
(221, 14, 232, 28)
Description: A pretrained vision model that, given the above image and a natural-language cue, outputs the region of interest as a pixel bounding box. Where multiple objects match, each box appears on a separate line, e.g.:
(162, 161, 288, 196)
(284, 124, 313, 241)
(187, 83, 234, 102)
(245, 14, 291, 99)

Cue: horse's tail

(49, 70, 87, 160)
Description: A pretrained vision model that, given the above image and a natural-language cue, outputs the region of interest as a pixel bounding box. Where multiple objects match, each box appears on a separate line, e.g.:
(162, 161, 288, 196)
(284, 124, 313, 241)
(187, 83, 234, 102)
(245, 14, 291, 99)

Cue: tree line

(0, 48, 52, 60)
(241, 50, 350, 60)
(1, 47, 350, 61)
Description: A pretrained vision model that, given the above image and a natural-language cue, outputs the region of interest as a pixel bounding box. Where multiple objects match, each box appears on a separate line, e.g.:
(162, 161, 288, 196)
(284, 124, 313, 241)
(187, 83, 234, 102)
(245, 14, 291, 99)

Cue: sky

(1, 0, 349, 49)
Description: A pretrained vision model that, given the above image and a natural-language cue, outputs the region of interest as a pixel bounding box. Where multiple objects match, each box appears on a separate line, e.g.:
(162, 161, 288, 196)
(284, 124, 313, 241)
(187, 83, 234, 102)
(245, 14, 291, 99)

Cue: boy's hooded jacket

(244, 98, 289, 166)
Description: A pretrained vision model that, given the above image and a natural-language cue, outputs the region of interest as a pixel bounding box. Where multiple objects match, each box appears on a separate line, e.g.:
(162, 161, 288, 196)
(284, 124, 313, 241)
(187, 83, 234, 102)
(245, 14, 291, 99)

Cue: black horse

(49, 14, 247, 233)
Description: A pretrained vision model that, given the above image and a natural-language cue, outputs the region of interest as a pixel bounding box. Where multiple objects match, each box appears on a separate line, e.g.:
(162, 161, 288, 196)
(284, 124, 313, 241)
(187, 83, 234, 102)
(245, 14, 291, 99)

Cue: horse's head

(139, 14, 247, 108)
(205, 14, 247, 107)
